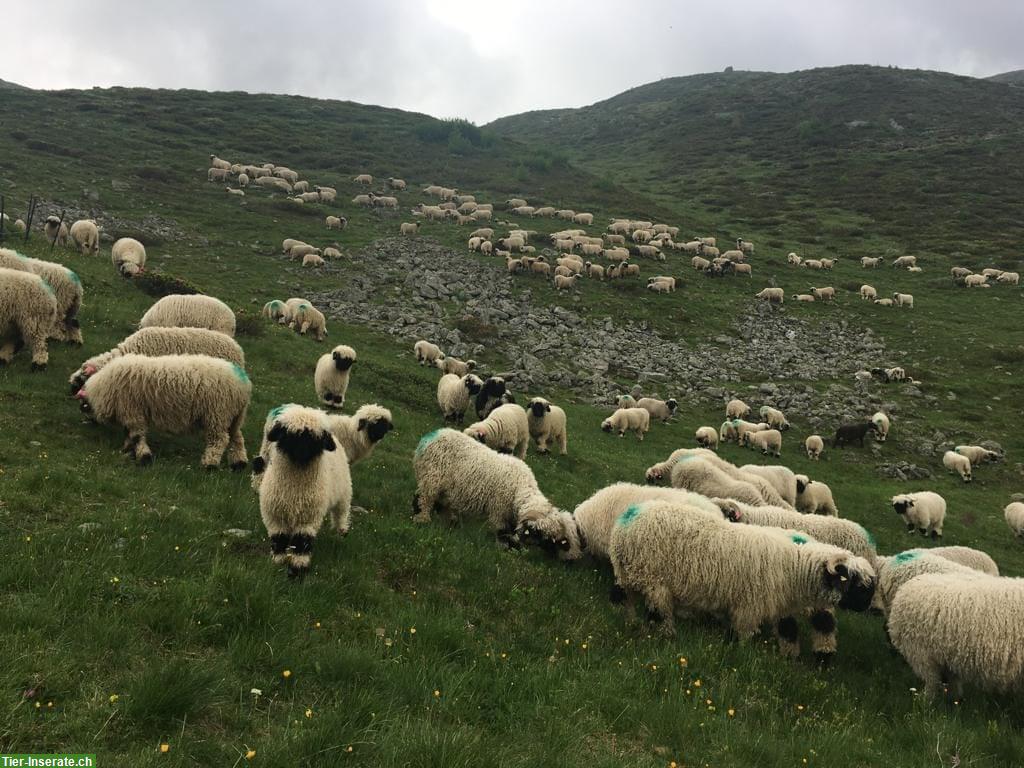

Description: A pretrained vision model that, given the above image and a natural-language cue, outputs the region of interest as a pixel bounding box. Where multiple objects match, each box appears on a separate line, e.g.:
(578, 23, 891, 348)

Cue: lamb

(871, 411, 890, 442)
(725, 398, 751, 420)
(527, 397, 568, 455)
(0, 252, 84, 343)
(954, 445, 1002, 465)
(888, 572, 1024, 697)
(76, 354, 249, 468)
(893, 292, 914, 308)
(891, 255, 917, 269)
(324, 403, 394, 466)
(609, 499, 877, 642)
(601, 408, 650, 440)
(758, 405, 790, 431)
(669, 456, 768, 506)
(695, 426, 718, 450)
(139, 294, 236, 336)
(795, 474, 839, 516)
(747, 429, 783, 457)
(412, 428, 566, 547)
(314, 344, 356, 409)
(997, 271, 1020, 285)
(646, 280, 671, 294)
(805, 435, 824, 461)
(226, 187, 245, 197)
(414, 340, 444, 366)
(0, 267, 57, 369)
(237, 173, 249, 188)
(554, 274, 580, 290)
(464, 403, 530, 459)
(832, 421, 877, 448)
(891, 491, 946, 538)
(1006, 502, 1024, 537)
(942, 451, 972, 482)
(873, 548, 997, 617)
(325, 216, 347, 231)
(874, 298, 893, 306)
(399, 222, 420, 235)
(861, 257, 882, 268)
(740, 464, 798, 507)
(302, 253, 325, 267)
(435, 356, 476, 376)
(436, 373, 483, 423)
(253, 405, 351, 578)
(755, 287, 784, 304)
(69, 327, 244, 392)
(860, 284, 877, 300)
(732, 419, 769, 447)
(809, 286, 835, 301)
(474, 376, 508, 420)
(637, 397, 677, 423)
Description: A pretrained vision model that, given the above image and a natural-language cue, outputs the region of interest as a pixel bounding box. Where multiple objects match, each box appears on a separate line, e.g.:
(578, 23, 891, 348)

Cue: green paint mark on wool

(269, 299, 283, 308)
(267, 404, 292, 421)
(66, 269, 81, 285)
(40, 278, 56, 296)
(616, 504, 643, 528)
(415, 429, 444, 457)
(231, 363, 250, 383)
(790, 533, 809, 545)
(892, 550, 922, 565)
(857, 523, 877, 548)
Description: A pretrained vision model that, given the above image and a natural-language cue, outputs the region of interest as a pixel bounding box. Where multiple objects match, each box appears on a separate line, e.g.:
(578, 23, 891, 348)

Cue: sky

(3, 1, 1020, 124)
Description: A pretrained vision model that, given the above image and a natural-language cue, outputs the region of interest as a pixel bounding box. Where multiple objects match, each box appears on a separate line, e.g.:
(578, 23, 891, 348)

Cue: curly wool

(650, 449, 792, 508)
(795, 474, 839, 516)
(139, 294, 236, 336)
(670, 456, 767, 506)
(874, 549, 995, 616)
(325, 403, 394, 465)
(314, 344, 356, 409)
(1, 250, 83, 343)
(437, 373, 483, 423)
(111, 237, 147, 277)
(464, 403, 530, 459)
(891, 491, 945, 537)
(0, 266, 58, 368)
(740, 465, 798, 507)
(435, 356, 475, 376)
(69, 219, 100, 255)
(601, 407, 650, 440)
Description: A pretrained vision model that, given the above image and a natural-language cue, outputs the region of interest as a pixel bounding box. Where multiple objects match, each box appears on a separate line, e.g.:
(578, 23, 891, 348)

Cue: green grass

(1, 72, 1023, 766)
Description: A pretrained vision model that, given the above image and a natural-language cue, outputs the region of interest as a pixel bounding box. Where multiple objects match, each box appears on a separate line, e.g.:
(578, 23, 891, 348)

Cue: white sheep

(0, 267, 57, 369)
(787, 252, 802, 265)
(740, 464, 798, 507)
(942, 450, 972, 482)
(996, 271, 1020, 285)
(725, 398, 750, 420)
(891, 491, 945, 538)
(874, 549, 995, 617)
(464, 403, 530, 459)
(353, 174, 373, 185)
(139, 294, 236, 336)
(874, 298, 894, 306)
(747, 429, 783, 457)
(400, 222, 420, 236)
(695, 426, 718, 450)
(314, 344, 356, 409)
(324, 403, 394, 465)
(860, 284, 877, 300)
(893, 292, 914, 308)
(1, 251, 84, 343)
(810, 286, 835, 301)
(637, 397, 677, 423)
(1005, 502, 1024, 537)
(601, 408, 650, 440)
(554, 274, 580, 291)
(795, 474, 838, 516)
(954, 445, 1001, 465)
(891, 255, 917, 269)
(290, 302, 328, 341)
(871, 411, 890, 442)
(326, 215, 346, 231)
(436, 373, 483, 423)
(435, 356, 476, 376)
(805, 435, 824, 461)
(527, 397, 567, 455)
(758, 405, 790, 431)
(254, 405, 351, 577)
(732, 419, 770, 447)
(669, 456, 767, 505)
(861, 257, 882, 268)
(76, 354, 250, 468)
(888, 572, 1024, 697)
(302, 253, 325, 267)
(719, 420, 738, 444)
(414, 340, 444, 366)
(755, 287, 784, 304)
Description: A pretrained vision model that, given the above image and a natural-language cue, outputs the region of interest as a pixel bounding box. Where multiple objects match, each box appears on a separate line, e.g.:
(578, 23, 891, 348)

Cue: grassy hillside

(987, 70, 1024, 85)
(1, 73, 1023, 767)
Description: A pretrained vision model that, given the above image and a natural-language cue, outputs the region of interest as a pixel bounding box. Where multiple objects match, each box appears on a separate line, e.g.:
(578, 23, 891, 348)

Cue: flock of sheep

(0, 153, 1022, 708)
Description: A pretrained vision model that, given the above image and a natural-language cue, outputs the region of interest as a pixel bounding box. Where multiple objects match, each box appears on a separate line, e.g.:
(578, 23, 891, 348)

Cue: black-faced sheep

(601, 407, 650, 440)
(0, 267, 57, 370)
(891, 491, 945, 538)
(474, 376, 507, 419)
(435, 356, 476, 377)
(527, 397, 567, 455)
(795, 474, 838, 516)
(437, 373, 483, 423)
(325, 403, 394, 466)
(463, 403, 530, 459)
(314, 344, 356, 409)
(637, 397, 677, 424)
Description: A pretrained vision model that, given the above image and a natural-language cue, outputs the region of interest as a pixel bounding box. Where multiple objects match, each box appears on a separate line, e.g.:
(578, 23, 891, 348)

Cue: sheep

(736, 238, 755, 254)
(860, 284, 877, 300)
(554, 274, 580, 291)
(253, 405, 351, 578)
(925, 546, 999, 575)
(480, 241, 494, 255)
(906, 266, 923, 274)
(505, 256, 521, 274)
(1006, 502, 1024, 537)
(435, 356, 476, 377)
(891, 491, 946, 538)
(226, 187, 245, 197)
(758, 405, 790, 431)
(411, 428, 565, 548)
(530, 261, 551, 277)
(795, 294, 815, 302)
(950, 266, 972, 279)
(740, 464, 798, 507)
(964, 273, 988, 287)
(874, 298, 894, 306)
(566, 483, 722, 562)
(725, 398, 750, 420)
(0, 267, 57, 370)
(609, 499, 877, 643)
(647, 275, 676, 291)
(637, 397, 677, 423)
(526, 397, 567, 455)
(997, 271, 1020, 285)
(803, 259, 823, 270)
(0, 252, 84, 343)
(324, 403, 393, 466)
(879, 366, 907, 382)
(13, 218, 27, 234)
(809, 286, 835, 301)
(353, 174, 373, 185)
(373, 195, 399, 209)
(720, 420, 738, 444)
(399, 222, 420, 236)
(139, 294, 236, 336)
(69, 327, 244, 393)
(888, 572, 1024, 697)
(325, 216, 346, 231)
(721, 248, 744, 261)
(819, 258, 836, 270)
(236, 173, 249, 188)
(262, 300, 286, 321)
(464, 403, 530, 459)
(871, 411, 890, 442)
(891, 255, 917, 269)
(601, 407, 650, 440)
(732, 419, 770, 447)
(314, 344, 356, 409)
(755, 287, 784, 304)
(208, 167, 230, 182)
(874, 549, 996, 617)
(473, 376, 507, 420)
(646, 280, 671, 294)
(861, 257, 882, 268)
(746, 429, 783, 457)
(795, 474, 839, 516)
(832, 421, 877, 448)
(302, 253, 325, 267)
(691, 256, 711, 271)
(414, 340, 444, 367)
(954, 445, 1002, 465)
(787, 252, 802, 265)
(572, 212, 594, 225)
(470, 228, 494, 240)
(733, 263, 753, 277)
(323, 247, 342, 260)
(436, 373, 483, 423)
(76, 354, 250, 468)
(315, 186, 337, 203)
(291, 303, 328, 341)
(805, 435, 824, 461)
(43, 216, 69, 246)
(387, 177, 407, 190)
(209, 155, 231, 170)
(669, 456, 768, 506)
(471, 209, 493, 221)
(694, 426, 718, 450)
(893, 292, 914, 308)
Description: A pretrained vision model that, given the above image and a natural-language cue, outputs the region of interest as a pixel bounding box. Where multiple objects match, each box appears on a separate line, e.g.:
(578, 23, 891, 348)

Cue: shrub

(132, 271, 201, 297)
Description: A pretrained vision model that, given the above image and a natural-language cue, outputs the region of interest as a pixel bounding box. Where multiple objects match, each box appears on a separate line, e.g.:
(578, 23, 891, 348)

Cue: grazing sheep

(755, 287, 784, 304)
(436, 373, 483, 423)
(400, 222, 420, 235)
(809, 286, 835, 301)
(736, 238, 755, 254)
(43, 216, 69, 246)
(253, 405, 351, 577)
(326, 215, 347, 230)
(832, 421, 877, 448)
(323, 247, 342, 260)
(695, 426, 718, 450)
(997, 271, 1020, 285)
(0, 252, 84, 343)
(732, 419, 770, 447)
(795, 294, 815, 302)
(637, 397, 677, 424)
(964, 274, 988, 287)
(609, 500, 877, 643)
(874, 298, 894, 306)
(208, 167, 230, 182)
(601, 407, 651, 440)
(527, 397, 567, 455)
(893, 292, 914, 308)
(412, 428, 565, 547)
(554, 274, 580, 290)
(474, 376, 508, 420)
(733, 263, 753, 277)
(787, 252, 802, 265)
(262, 300, 286, 321)
(747, 429, 783, 457)
(648, 275, 676, 291)
(314, 344, 356, 409)
(891, 491, 946, 538)
(926, 546, 999, 575)
(290, 303, 327, 341)
(302, 253, 325, 267)
(435, 356, 476, 377)
(861, 257, 882, 268)
(353, 174, 373, 185)
(871, 411, 890, 442)
(76, 354, 250, 468)
(0, 267, 57, 369)
(819, 258, 836, 270)
(888, 572, 1024, 697)
(1005, 502, 1024, 537)
(740, 465, 798, 507)
(805, 435, 824, 461)
(942, 451, 972, 482)
(720, 420, 738, 444)
(860, 284, 877, 300)
(803, 259, 823, 270)
(646, 280, 671, 294)
(69, 327, 244, 393)
(691, 256, 711, 271)
(388, 177, 407, 190)
(950, 267, 972, 280)
(874, 549, 995, 617)
(324, 403, 393, 466)
(795, 474, 838, 516)
(139, 294, 236, 336)
(954, 445, 1002, 465)
(464, 403, 530, 459)
(226, 187, 245, 197)
(891, 255, 917, 269)
(725, 398, 750, 420)
(758, 405, 790, 431)
(669, 456, 767, 506)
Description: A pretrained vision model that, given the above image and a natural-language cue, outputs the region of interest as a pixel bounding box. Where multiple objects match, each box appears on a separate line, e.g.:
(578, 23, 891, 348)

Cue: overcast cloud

(3, 1, 1020, 123)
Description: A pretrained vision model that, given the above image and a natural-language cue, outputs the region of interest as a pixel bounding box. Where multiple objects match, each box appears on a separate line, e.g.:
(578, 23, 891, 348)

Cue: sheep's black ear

(358, 418, 368, 431)
(545, 403, 551, 412)
(268, 424, 285, 442)
(322, 433, 336, 451)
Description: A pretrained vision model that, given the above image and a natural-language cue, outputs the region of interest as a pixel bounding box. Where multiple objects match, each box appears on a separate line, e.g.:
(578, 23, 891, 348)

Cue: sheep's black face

(360, 417, 393, 443)
(601, 421, 612, 433)
(833, 567, 876, 612)
(530, 401, 548, 418)
(269, 424, 335, 466)
(485, 378, 506, 397)
(69, 373, 87, 395)
(795, 478, 808, 494)
(892, 499, 912, 515)
(666, 399, 678, 412)
(465, 380, 482, 395)
(333, 353, 354, 371)
(516, 522, 568, 557)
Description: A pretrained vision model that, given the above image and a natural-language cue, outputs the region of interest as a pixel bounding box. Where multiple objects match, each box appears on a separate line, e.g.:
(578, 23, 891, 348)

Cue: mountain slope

(987, 69, 1024, 84)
